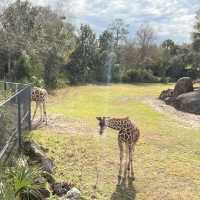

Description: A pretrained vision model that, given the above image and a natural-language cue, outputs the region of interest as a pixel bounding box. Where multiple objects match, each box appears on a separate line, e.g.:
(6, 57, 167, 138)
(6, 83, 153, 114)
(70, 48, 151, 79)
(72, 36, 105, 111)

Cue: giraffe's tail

(134, 128, 140, 143)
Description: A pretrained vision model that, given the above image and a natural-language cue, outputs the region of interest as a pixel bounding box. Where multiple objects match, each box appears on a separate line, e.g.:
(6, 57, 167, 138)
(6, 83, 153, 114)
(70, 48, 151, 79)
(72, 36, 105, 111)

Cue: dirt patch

(32, 114, 98, 134)
(144, 97, 200, 128)
(121, 96, 200, 129)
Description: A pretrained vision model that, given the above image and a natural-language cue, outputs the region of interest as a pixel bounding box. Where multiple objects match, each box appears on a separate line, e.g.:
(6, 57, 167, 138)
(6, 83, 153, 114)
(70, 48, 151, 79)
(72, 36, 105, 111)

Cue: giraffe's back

(32, 87, 48, 102)
(119, 120, 140, 143)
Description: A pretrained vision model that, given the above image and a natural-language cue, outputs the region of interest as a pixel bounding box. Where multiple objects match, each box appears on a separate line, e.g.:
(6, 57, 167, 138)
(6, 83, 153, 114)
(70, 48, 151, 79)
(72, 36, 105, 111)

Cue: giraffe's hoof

(117, 175, 122, 184)
(121, 177, 126, 184)
(128, 176, 135, 182)
(118, 175, 122, 179)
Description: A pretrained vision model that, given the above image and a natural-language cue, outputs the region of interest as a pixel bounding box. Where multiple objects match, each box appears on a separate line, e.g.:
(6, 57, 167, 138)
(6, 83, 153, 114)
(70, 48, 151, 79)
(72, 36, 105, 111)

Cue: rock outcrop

(159, 89, 174, 100)
(159, 77, 200, 114)
(174, 77, 193, 96)
(175, 90, 200, 114)
(23, 140, 54, 173)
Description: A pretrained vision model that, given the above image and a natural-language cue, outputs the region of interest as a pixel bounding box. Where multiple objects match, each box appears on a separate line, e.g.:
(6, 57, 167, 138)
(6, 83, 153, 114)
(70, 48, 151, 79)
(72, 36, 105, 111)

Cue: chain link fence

(0, 81, 31, 163)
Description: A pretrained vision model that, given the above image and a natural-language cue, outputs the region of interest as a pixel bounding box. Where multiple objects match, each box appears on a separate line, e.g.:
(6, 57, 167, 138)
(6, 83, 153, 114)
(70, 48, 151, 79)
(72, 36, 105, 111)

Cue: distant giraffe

(32, 87, 48, 125)
(96, 117, 140, 183)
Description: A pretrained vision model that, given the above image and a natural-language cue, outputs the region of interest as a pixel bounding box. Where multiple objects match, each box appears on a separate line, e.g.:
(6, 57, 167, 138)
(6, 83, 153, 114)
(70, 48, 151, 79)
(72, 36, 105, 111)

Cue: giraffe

(96, 117, 140, 184)
(31, 87, 48, 125)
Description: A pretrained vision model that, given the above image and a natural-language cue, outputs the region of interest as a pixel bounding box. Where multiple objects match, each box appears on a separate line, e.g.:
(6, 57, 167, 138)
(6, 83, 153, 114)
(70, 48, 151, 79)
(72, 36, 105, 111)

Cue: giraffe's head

(96, 117, 109, 135)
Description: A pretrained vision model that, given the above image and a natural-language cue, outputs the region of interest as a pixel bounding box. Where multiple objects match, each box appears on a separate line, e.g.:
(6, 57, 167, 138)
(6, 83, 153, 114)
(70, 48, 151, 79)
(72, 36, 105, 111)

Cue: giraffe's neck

(107, 118, 129, 131)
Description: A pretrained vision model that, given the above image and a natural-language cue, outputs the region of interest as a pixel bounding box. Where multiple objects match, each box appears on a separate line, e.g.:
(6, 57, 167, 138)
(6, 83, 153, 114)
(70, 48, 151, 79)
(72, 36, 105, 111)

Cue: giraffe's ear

(96, 117, 101, 121)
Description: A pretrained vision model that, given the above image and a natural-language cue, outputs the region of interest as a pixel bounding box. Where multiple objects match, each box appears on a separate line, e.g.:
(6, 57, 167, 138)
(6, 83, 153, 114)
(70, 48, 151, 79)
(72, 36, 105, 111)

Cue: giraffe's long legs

(130, 145, 135, 180)
(39, 103, 43, 121)
(43, 102, 47, 125)
(128, 144, 134, 180)
(123, 143, 129, 181)
(32, 102, 39, 121)
(118, 137, 123, 184)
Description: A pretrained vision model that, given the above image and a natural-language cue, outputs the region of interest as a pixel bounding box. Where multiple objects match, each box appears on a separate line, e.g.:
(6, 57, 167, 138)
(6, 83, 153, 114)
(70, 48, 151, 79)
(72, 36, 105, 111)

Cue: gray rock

(159, 88, 174, 100)
(23, 140, 54, 173)
(61, 187, 81, 200)
(174, 77, 193, 96)
(165, 96, 176, 105)
(51, 182, 72, 196)
(175, 90, 200, 114)
(38, 188, 51, 198)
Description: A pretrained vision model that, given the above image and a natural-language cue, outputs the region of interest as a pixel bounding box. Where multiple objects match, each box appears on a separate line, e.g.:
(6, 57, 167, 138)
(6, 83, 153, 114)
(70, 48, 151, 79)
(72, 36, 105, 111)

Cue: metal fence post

(17, 94, 22, 149)
(28, 86, 32, 131)
(4, 81, 6, 91)
(4, 81, 7, 99)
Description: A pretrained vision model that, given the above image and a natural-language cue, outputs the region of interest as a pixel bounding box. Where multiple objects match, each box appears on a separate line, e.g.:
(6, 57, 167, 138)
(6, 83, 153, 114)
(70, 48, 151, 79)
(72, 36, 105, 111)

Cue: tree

(0, 0, 75, 87)
(162, 39, 177, 55)
(108, 18, 129, 48)
(119, 40, 139, 68)
(33, 6, 75, 88)
(96, 30, 117, 82)
(135, 25, 155, 61)
(99, 30, 114, 51)
(67, 24, 97, 84)
(192, 10, 200, 52)
(0, 0, 36, 80)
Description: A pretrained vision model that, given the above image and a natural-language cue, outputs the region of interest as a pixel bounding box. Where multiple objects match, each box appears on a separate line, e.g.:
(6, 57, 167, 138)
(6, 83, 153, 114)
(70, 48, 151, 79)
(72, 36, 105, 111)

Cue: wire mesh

(0, 81, 31, 163)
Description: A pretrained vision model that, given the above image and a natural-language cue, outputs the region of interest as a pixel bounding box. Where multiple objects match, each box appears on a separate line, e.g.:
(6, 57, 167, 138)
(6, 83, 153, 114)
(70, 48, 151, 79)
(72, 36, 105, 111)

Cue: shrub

(160, 76, 171, 83)
(0, 157, 47, 200)
(122, 68, 159, 83)
(30, 76, 45, 88)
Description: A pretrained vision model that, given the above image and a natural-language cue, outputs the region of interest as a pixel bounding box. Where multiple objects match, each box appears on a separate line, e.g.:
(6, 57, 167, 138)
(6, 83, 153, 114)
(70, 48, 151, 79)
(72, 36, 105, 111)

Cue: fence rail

(0, 81, 31, 163)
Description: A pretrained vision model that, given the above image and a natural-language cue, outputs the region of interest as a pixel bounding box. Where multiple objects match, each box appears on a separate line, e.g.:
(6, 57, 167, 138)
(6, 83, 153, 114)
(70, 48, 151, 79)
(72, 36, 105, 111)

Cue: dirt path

(119, 96, 200, 129)
(32, 114, 98, 134)
(143, 97, 200, 129)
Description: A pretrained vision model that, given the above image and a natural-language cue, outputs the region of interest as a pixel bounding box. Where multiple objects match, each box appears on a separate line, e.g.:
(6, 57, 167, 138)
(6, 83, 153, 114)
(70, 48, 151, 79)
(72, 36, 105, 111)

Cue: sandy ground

(32, 114, 98, 134)
(120, 95, 200, 128)
(143, 97, 200, 129)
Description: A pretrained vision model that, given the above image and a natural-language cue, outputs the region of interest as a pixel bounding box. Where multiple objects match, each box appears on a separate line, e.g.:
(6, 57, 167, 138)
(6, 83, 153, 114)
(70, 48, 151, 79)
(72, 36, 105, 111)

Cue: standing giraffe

(96, 117, 140, 183)
(32, 87, 48, 125)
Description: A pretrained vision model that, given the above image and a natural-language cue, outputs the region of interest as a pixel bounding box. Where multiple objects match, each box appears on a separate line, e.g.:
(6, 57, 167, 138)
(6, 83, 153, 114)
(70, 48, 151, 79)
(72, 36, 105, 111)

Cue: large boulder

(174, 77, 193, 96)
(174, 90, 200, 114)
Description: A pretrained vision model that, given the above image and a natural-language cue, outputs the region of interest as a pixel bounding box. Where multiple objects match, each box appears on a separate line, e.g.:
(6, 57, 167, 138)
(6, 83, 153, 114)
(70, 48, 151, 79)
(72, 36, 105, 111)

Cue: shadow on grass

(110, 179, 136, 200)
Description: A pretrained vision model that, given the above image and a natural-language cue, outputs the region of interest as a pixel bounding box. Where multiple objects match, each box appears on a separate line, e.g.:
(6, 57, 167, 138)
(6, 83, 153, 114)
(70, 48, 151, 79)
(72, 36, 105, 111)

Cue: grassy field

(30, 84, 200, 200)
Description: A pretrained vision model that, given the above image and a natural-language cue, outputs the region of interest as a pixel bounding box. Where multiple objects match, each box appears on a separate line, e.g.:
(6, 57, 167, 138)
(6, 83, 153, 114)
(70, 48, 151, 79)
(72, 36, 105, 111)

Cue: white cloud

(30, 0, 199, 43)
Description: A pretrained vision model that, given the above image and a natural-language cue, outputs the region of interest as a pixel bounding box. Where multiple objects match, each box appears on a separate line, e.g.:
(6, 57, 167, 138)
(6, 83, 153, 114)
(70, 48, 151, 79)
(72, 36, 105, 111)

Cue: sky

(14, 0, 200, 44)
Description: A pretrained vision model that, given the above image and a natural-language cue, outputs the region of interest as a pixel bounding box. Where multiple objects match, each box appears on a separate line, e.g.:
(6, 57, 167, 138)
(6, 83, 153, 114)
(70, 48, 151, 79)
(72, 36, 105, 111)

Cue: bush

(122, 68, 159, 83)
(160, 76, 171, 83)
(30, 76, 45, 88)
(111, 64, 121, 82)
(0, 157, 47, 200)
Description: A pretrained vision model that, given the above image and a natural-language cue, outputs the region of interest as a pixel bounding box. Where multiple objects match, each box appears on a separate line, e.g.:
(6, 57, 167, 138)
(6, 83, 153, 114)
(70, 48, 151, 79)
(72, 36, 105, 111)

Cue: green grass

(30, 84, 200, 200)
